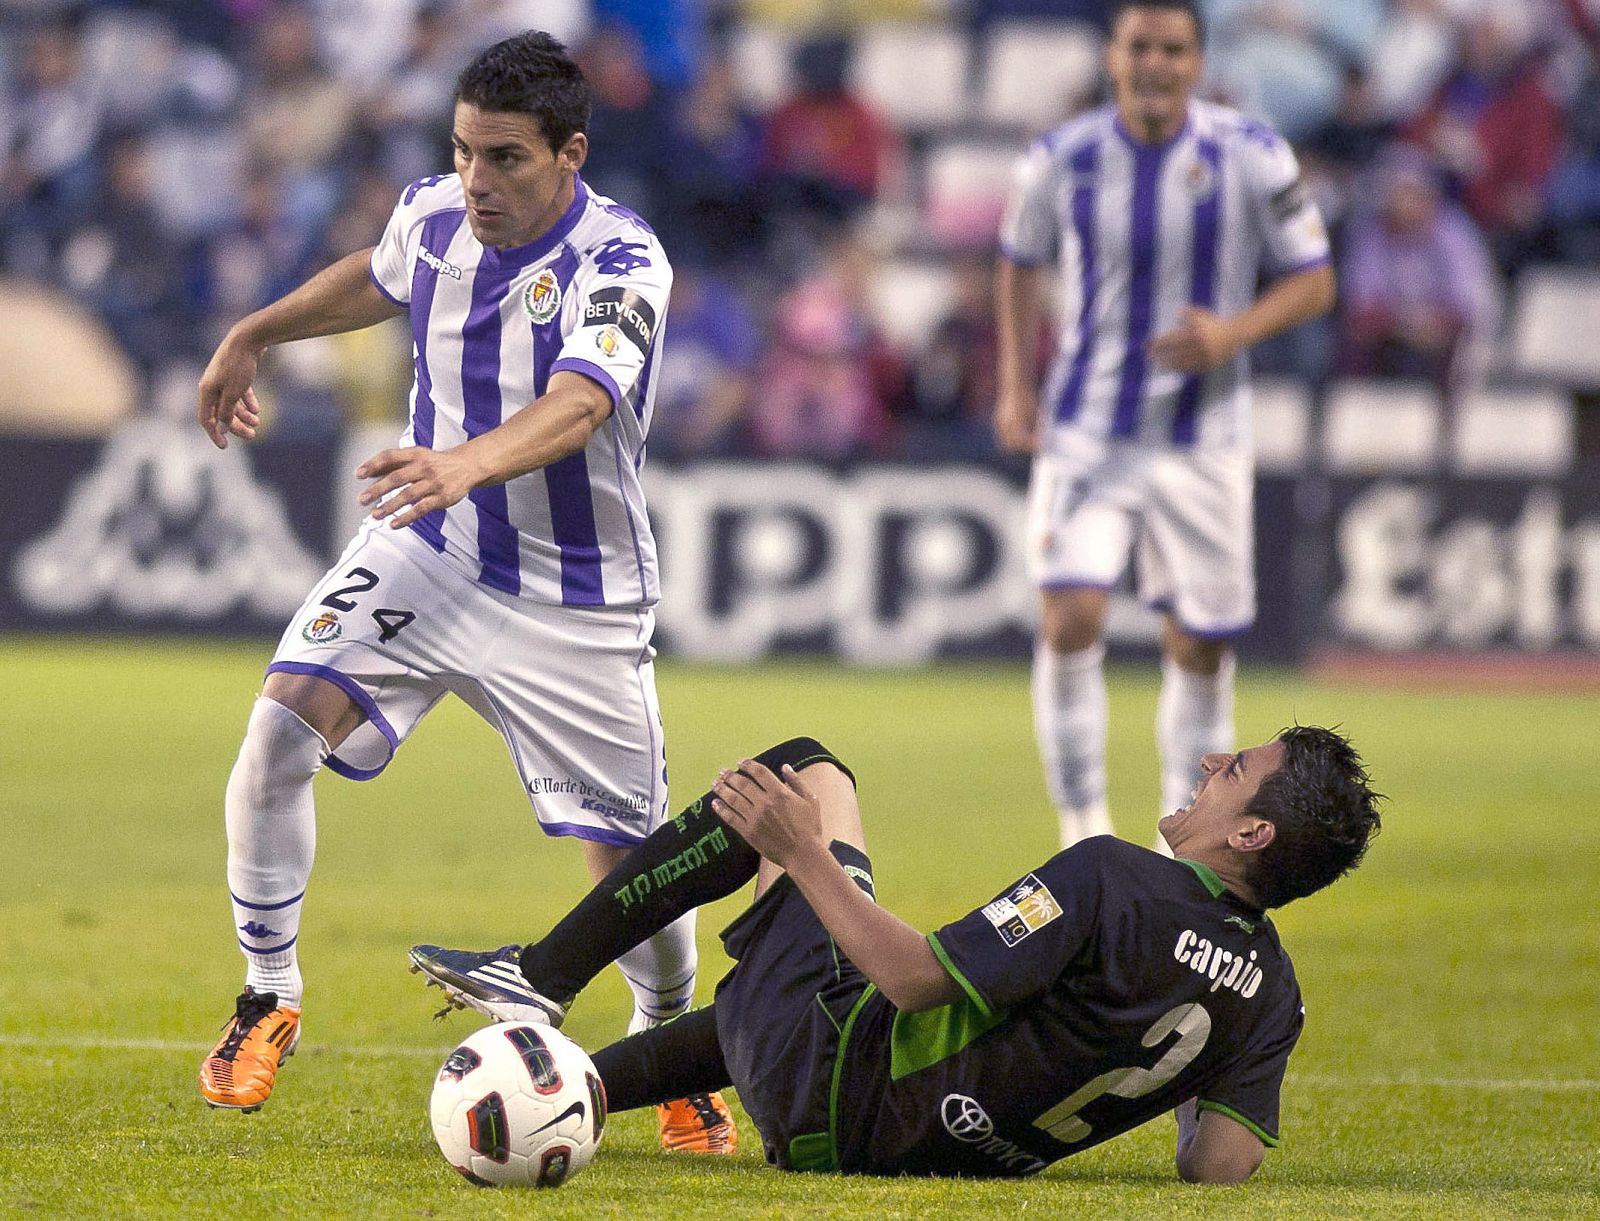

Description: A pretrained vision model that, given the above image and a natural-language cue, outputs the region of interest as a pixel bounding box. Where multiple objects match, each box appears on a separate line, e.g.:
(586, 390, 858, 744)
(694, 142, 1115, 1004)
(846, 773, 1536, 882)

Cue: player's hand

(1149, 307, 1236, 374)
(994, 386, 1041, 454)
(357, 446, 483, 529)
(196, 332, 264, 449)
(711, 760, 824, 869)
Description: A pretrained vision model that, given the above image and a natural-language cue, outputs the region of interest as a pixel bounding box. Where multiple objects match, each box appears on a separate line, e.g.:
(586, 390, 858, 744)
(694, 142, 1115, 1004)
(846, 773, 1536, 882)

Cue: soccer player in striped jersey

(194, 31, 734, 1152)
(995, 0, 1337, 851)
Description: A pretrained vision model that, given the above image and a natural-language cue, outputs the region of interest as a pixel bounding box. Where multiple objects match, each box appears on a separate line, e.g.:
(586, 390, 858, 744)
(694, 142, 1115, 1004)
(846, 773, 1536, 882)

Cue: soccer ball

(429, 1022, 606, 1188)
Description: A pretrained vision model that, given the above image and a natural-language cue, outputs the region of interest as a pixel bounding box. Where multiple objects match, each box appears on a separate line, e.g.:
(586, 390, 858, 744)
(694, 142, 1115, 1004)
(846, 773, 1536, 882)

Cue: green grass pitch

(2, 636, 1596, 1217)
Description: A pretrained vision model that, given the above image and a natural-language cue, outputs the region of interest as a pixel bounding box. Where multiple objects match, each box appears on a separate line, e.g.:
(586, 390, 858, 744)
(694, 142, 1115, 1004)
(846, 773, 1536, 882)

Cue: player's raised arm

(196, 246, 405, 449)
(358, 369, 614, 530)
(712, 761, 963, 1012)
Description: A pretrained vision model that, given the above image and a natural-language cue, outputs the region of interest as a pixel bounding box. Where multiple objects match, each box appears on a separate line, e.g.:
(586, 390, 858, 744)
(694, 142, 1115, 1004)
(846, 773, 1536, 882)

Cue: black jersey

(830, 837, 1303, 1177)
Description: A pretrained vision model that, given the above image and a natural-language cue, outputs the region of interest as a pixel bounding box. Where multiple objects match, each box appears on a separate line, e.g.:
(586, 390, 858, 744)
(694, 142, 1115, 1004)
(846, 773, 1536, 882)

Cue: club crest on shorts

(594, 324, 622, 357)
(302, 610, 342, 644)
(523, 269, 562, 324)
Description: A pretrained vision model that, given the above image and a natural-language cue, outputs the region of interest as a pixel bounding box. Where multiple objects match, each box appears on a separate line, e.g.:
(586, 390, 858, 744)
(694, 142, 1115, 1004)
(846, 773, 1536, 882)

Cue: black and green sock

(590, 1004, 730, 1111)
(519, 737, 851, 1004)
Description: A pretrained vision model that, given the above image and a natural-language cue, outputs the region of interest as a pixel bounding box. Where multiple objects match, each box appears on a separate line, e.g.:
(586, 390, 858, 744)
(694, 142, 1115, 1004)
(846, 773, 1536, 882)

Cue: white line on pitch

(1294, 1072, 1600, 1092)
(0, 1034, 449, 1058)
(2, 1034, 1596, 1092)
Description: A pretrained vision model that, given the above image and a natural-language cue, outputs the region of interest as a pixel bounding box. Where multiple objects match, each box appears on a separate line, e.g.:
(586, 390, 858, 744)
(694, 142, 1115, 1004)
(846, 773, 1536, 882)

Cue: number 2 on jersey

(320, 567, 416, 642)
(321, 568, 379, 611)
(1033, 1003, 1211, 1143)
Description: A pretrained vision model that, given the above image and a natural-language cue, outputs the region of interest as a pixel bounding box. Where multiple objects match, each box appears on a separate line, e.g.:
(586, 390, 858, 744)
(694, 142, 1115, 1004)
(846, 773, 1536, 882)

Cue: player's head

(1160, 725, 1381, 909)
(456, 31, 590, 154)
(1106, 0, 1205, 140)
(452, 31, 590, 247)
(1243, 726, 1381, 908)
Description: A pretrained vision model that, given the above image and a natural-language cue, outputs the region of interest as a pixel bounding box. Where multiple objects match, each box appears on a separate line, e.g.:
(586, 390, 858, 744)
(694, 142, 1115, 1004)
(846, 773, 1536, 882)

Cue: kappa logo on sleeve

(592, 237, 652, 276)
(981, 874, 1063, 948)
(1269, 177, 1311, 221)
(582, 286, 657, 355)
(418, 245, 463, 280)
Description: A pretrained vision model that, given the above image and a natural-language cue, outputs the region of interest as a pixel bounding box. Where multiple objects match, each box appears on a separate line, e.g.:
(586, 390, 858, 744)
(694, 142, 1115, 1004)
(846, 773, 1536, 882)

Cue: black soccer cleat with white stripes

(407, 944, 569, 1026)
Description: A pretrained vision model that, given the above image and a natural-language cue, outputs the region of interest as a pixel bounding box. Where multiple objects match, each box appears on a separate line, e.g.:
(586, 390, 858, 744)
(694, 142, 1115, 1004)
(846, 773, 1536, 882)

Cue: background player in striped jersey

(193, 31, 735, 1152)
(994, 0, 1337, 850)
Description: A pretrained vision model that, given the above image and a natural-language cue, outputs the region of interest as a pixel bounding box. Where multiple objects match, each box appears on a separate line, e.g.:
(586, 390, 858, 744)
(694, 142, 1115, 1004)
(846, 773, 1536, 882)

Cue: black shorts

(713, 842, 877, 1172)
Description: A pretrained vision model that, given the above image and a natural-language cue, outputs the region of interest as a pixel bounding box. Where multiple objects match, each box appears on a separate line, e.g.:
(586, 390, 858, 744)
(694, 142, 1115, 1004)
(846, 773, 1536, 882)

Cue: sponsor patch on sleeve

(981, 874, 1062, 947)
(582, 286, 657, 355)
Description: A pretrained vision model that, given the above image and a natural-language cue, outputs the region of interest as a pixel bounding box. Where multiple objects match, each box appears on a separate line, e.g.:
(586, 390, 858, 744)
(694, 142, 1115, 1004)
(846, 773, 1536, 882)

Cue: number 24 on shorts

(320, 566, 416, 643)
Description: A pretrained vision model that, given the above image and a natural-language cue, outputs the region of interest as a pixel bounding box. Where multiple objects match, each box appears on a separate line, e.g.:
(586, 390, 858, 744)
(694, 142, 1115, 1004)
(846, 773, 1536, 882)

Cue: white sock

(1033, 640, 1114, 849)
(226, 697, 327, 1010)
(616, 910, 698, 1035)
(1156, 653, 1236, 849)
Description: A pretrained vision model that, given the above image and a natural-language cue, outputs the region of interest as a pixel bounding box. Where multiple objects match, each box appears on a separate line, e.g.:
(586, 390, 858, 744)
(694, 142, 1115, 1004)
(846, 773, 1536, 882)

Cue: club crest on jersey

(1185, 157, 1217, 200)
(982, 873, 1062, 947)
(302, 610, 342, 644)
(523, 269, 563, 324)
(594, 324, 622, 357)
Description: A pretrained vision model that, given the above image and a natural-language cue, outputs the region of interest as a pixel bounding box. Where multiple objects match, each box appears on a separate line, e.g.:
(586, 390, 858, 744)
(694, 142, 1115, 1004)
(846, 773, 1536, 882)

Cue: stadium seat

(869, 258, 960, 352)
(1321, 380, 1441, 473)
(1251, 377, 1313, 474)
(979, 21, 1103, 132)
(1510, 267, 1600, 386)
(1451, 386, 1574, 476)
(0, 280, 138, 436)
(727, 23, 798, 111)
(849, 24, 973, 131)
(923, 139, 1026, 245)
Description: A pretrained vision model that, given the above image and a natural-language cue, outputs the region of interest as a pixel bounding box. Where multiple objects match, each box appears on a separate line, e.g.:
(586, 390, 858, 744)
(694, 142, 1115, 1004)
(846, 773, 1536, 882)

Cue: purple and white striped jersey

(369, 174, 669, 607)
(1001, 100, 1331, 452)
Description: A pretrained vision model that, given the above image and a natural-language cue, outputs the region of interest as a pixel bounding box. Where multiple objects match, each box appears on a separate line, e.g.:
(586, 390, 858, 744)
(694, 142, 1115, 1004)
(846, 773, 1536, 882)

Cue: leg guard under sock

(1157, 654, 1236, 824)
(226, 696, 327, 1008)
(617, 910, 699, 1031)
(1033, 641, 1114, 847)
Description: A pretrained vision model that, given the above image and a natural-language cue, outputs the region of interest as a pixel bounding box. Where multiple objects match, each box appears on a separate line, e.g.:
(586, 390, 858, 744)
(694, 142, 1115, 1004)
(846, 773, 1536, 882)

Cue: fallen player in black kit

(411, 726, 1380, 1181)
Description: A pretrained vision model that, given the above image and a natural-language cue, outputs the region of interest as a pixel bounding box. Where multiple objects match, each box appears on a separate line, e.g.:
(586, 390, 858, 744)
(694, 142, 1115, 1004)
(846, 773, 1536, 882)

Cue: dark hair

(1109, 0, 1206, 47)
(1244, 725, 1382, 908)
(455, 31, 590, 154)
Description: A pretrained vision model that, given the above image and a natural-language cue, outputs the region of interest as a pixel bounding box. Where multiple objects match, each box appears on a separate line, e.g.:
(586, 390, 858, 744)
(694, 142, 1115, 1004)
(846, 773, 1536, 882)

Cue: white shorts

(1026, 435, 1256, 637)
(268, 522, 666, 846)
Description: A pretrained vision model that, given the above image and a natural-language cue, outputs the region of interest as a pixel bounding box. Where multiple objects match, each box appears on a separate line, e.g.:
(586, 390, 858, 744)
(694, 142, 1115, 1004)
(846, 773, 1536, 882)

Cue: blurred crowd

(4, 0, 1600, 457)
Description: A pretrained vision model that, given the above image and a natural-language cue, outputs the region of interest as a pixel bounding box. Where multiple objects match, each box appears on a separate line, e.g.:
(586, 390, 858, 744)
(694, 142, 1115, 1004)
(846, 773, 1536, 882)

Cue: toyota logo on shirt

(941, 1094, 995, 1143)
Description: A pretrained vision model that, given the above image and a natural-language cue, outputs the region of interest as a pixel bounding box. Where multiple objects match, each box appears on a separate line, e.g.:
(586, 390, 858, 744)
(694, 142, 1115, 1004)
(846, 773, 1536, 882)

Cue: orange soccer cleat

(657, 1091, 738, 1154)
(198, 987, 301, 1112)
